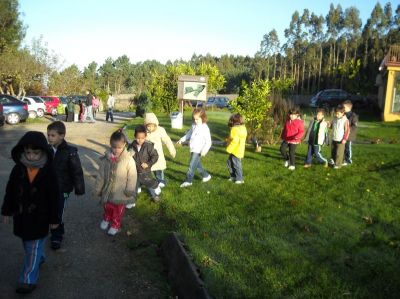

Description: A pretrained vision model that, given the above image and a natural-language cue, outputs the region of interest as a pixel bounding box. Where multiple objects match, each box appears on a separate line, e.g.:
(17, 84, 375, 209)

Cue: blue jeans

(19, 238, 46, 284)
(305, 144, 327, 165)
(344, 141, 352, 164)
(185, 153, 209, 183)
(153, 170, 166, 186)
(227, 154, 243, 181)
(106, 108, 114, 122)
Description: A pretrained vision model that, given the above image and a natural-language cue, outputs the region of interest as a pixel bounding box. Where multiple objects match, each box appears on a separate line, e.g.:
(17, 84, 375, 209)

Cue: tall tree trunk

(307, 63, 311, 94)
(318, 45, 322, 90)
(266, 57, 270, 79)
(301, 59, 306, 92)
(273, 55, 277, 79)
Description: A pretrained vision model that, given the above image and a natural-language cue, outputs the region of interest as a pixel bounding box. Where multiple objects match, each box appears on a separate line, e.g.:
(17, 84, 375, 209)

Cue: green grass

(124, 111, 400, 298)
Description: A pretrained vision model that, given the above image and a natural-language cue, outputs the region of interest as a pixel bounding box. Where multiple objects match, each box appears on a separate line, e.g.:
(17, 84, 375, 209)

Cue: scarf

(20, 152, 48, 168)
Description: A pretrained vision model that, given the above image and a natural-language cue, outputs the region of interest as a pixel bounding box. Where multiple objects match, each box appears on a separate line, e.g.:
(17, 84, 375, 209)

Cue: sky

(19, 0, 396, 70)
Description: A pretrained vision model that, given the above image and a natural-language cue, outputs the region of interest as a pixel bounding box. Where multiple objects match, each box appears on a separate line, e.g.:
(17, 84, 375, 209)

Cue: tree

(0, 0, 25, 53)
(48, 65, 83, 95)
(260, 29, 280, 79)
(230, 79, 272, 141)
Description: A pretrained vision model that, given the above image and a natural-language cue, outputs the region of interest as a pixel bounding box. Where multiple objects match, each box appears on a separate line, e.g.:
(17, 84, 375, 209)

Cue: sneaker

(235, 180, 244, 184)
(107, 227, 119, 236)
(324, 162, 329, 168)
(202, 175, 212, 182)
(100, 220, 109, 230)
(180, 181, 192, 188)
(154, 186, 161, 195)
(137, 187, 142, 194)
(304, 164, 311, 168)
(50, 240, 61, 250)
(329, 159, 335, 165)
(125, 203, 136, 209)
(152, 196, 161, 202)
(16, 283, 36, 294)
(158, 182, 166, 188)
(333, 165, 341, 169)
(288, 166, 295, 170)
(284, 160, 289, 167)
(342, 162, 348, 166)
(228, 177, 235, 182)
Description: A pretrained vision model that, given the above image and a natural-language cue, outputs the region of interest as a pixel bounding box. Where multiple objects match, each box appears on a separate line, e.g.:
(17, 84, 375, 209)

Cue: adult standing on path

(85, 91, 95, 123)
(106, 93, 115, 122)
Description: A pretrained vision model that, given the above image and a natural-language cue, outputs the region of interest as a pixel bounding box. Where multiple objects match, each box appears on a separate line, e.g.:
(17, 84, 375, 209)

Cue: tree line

(1, 0, 399, 101)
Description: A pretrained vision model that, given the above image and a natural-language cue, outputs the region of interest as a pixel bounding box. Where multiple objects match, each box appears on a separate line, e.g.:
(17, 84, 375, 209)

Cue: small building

(378, 44, 400, 121)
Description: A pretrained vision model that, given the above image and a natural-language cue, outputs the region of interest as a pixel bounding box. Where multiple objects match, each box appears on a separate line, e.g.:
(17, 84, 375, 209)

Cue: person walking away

(92, 95, 100, 118)
(177, 108, 212, 187)
(329, 106, 350, 169)
(94, 131, 137, 235)
(106, 93, 115, 122)
(129, 125, 162, 202)
(85, 91, 95, 123)
(280, 108, 305, 171)
(226, 113, 247, 184)
(342, 100, 358, 166)
(303, 108, 329, 168)
(47, 121, 85, 250)
(144, 113, 176, 189)
(1, 131, 61, 294)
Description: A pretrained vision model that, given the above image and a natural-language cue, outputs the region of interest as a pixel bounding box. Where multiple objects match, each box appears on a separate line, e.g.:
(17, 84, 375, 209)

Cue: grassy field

(124, 110, 400, 298)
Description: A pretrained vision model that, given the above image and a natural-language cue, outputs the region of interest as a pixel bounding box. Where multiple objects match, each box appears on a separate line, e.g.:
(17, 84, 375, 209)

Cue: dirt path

(0, 113, 168, 298)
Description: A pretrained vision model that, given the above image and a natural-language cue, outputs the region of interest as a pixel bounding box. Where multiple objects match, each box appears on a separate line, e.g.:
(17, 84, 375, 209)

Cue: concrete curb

(161, 232, 212, 299)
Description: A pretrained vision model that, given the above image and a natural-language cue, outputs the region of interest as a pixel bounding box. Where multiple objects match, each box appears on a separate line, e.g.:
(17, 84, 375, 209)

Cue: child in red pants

(94, 131, 137, 235)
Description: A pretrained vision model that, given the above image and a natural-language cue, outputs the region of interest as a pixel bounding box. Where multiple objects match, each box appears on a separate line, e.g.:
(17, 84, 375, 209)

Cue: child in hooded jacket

(1, 131, 61, 294)
(303, 108, 329, 168)
(94, 131, 137, 236)
(226, 114, 247, 184)
(177, 108, 212, 188)
(144, 113, 176, 188)
(280, 109, 305, 170)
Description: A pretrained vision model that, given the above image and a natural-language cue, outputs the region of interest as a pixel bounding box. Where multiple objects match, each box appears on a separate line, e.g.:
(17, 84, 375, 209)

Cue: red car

(40, 96, 61, 115)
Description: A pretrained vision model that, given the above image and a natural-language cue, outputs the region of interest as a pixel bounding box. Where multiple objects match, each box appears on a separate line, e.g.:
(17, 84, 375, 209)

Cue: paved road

(0, 113, 167, 298)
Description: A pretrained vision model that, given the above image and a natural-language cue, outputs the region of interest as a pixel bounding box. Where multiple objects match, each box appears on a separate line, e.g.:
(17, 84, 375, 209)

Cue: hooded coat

(1, 131, 61, 241)
(226, 125, 247, 158)
(94, 148, 137, 205)
(144, 113, 176, 171)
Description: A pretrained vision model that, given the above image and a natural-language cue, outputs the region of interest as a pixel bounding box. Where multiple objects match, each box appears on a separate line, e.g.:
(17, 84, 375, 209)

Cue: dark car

(206, 96, 231, 109)
(0, 103, 5, 126)
(0, 94, 29, 125)
(310, 89, 366, 109)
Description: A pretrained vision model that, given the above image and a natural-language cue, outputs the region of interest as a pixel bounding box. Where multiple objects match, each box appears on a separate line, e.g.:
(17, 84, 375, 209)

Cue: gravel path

(0, 113, 168, 298)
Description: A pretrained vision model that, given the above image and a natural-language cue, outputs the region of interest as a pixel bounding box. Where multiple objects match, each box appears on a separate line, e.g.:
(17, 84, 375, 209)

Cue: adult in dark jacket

(1, 131, 61, 294)
(129, 125, 161, 202)
(84, 91, 95, 122)
(47, 121, 85, 250)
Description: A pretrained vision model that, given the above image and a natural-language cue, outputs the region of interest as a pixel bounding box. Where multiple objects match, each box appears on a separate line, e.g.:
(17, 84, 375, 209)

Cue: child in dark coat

(129, 125, 161, 202)
(47, 121, 85, 250)
(1, 131, 61, 294)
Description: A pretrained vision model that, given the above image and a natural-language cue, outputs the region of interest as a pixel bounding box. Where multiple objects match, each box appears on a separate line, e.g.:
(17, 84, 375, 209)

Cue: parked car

(0, 104, 5, 126)
(0, 94, 29, 124)
(206, 96, 231, 109)
(309, 89, 366, 108)
(20, 96, 46, 118)
(39, 96, 61, 115)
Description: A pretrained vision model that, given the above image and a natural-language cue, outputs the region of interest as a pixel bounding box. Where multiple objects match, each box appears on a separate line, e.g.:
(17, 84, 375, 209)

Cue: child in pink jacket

(280, 109, 305, 170)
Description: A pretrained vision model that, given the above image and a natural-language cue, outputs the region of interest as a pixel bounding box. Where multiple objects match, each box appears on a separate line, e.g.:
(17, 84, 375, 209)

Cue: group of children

(280, 100, 358, 170)
(1, 101, 357, 293)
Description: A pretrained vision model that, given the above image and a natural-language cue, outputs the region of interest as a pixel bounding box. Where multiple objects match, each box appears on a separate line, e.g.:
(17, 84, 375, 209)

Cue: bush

(134, 91, 152, 117)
